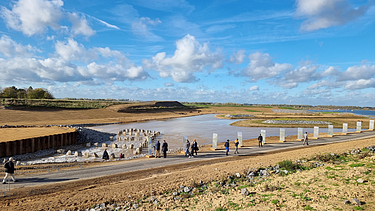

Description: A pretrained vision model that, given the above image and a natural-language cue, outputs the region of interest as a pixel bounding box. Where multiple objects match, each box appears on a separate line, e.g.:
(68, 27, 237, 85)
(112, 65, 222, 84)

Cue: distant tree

(27, 88, 54, 99)
(0, 86, 18, 98)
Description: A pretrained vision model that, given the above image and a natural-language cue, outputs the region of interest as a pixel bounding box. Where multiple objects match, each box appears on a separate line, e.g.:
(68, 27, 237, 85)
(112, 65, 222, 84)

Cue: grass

(349, 163, 365, 167)
(245, 109, 261, 112)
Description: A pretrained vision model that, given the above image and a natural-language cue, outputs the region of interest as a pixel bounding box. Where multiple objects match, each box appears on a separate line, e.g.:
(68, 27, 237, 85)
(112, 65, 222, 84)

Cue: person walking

(3, 157, 17, 184)
(258, 134, 263, 147)
(224, 139, 230, 156)
(185, 139, 192, 158)
(191, 139, 198, 156)
(102, 149, 109, 160)
(234, 139, 239, 154)
(303, 132, 309, 145)
(162, 140, 168, 158)
(155, 140, 161, 158)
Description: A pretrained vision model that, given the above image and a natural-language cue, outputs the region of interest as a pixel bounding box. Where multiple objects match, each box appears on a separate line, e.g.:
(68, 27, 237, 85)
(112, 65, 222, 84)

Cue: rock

(74, 151, 82, 157)
(241, 188, 250, 196)
(86, 143, 91, 147)
(352, 198, 361, 205)
(129, 144, 134, 149)
(112, 143, 117, 149)
(83, 152, 89, 158)
(343, 200, 351, 204)
(57, 149, 65, 154)
(357, 178, 364, 183)
(93, 153, 99, 158)
(66, 150, 72, 156)
(110, 153, 115, 159)
(172, 192, 179, 196)
(236, 173, 241, 178)
(109, 136, 113, 141)
(94, 143, 99, 147)
(122, 144, 127, 149)
(184, 187, 191, 193)
(102, 143, 108, 147)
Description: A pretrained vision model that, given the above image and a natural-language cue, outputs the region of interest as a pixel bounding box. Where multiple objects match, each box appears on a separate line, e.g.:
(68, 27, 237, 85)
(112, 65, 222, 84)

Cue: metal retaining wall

(0, 131, 77, 157)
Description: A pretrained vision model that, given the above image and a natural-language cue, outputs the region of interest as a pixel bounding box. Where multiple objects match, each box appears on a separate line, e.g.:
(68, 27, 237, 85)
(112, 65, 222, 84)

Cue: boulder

(110, 153, 116, 159)
(93, 152, 99, 158)
(122, 144, 127, 149)
(241, 188, 250, 196)
(109, 136, 114, 141)
(112, 143, 118, 149)
(74, 151, 82, 157)
(83, 152, 89, 158)
(102, 143, 108, 148)
(352, 198, 361, 205)
(94, 143, 99, 147)
(66, 150, 72, 155)
(86, 143, 91, 148)
(129, 144, 134, 149)
(57, 149, 66, 154)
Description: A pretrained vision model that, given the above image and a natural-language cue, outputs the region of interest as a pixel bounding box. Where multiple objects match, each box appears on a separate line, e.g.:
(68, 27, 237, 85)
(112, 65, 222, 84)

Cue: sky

(0, 0, 374, 107)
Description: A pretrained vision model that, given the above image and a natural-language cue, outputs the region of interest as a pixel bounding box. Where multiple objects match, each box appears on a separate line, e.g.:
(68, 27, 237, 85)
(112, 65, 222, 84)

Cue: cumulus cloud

(249, 85, 259, 91)
(337, 64, 375, 81)
(229, 50, 246, 64)
(0, 0, 64, 36)
(241, 52, 293, 82)
(68, 12, 96, 37)
(0, 35, 40, 57)
(0, 36, 149, 84)
(143, 34, 224, 83)
(344, 78, 375, 90)
(295, 0, 372, 31)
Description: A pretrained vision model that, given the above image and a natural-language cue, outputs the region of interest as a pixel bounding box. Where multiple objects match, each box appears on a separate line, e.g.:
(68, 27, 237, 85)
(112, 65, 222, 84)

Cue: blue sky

(0, 0, 374, 106)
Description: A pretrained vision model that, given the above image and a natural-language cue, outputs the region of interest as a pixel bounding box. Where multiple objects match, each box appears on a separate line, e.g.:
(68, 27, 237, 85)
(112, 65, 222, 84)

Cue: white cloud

(229, 50, 246, 64)
(241, 52, 293, 81)
(165, 82, 174, 87)
(344, 78, 375, 90)
(143, 34, 224, 83)
(131, 17, 162, 39)
(68, 12, 96, 37)
(90, 16, 120, 30)
(295, 0, 372, 31)
(0, 35, 40, 57)
(337, 64, 375, 81)
(249, 85, 259, 91)
(0, 0, 64, 36)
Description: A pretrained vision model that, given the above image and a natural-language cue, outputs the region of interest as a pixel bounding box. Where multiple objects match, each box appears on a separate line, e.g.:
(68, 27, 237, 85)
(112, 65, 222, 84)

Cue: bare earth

(0, 105, 374, 210)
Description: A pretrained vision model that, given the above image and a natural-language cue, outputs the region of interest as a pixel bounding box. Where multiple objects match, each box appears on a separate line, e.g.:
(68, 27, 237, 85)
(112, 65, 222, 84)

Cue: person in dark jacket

(258, 134, 263, 147)
(191, 139, 198, 156)
(102, 149, 109, 160)
(3, 157, 17, 184)
(224, 139, 230, 156)
(162, 140, 168, 158)
(185, 140, 192, 158)
(155, 140, 161, 158)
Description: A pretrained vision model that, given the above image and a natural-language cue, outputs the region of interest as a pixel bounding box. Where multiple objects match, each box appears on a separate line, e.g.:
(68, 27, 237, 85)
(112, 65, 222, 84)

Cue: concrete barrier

(0, 131, 78, 158)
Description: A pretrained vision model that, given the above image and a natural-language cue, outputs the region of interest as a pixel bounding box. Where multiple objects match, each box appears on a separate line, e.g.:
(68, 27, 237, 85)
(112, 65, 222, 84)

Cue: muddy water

(90, 114, 354, 149)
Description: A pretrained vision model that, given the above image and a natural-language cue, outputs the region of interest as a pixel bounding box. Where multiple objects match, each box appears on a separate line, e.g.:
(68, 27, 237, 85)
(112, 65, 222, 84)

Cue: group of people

(224, 138, 240, 155)
(154, 140, 169, 158)
(185, 139, 199, 158)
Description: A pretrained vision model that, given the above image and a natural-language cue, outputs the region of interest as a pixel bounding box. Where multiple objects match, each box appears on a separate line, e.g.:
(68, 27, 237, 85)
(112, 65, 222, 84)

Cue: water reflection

(90, 114, 354, 149)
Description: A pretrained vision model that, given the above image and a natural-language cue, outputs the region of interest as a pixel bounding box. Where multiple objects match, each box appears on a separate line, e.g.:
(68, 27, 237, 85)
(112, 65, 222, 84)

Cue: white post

(328, 125, 334, 137)
(370, 120, 374, 131)
(261, 130, 266, 144)
(356, 121, 362, 132)
(183, 135, 188, 150)
(314, 126, 319, 139)
(237, 132, 243, 147)
(148, 137, 152, 156)
(343, 123, 348, 134)
(280, 128, 285, 142)
(212, 133, 218, 149)
(297, 128, 303, 140)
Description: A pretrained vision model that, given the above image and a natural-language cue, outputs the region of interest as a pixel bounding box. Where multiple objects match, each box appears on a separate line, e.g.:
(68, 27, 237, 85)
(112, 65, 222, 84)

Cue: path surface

(3, 130, 375, 191)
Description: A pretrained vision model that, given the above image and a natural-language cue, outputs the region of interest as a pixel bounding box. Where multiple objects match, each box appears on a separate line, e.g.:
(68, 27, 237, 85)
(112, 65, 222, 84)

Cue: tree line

(0, 86, 54, 99)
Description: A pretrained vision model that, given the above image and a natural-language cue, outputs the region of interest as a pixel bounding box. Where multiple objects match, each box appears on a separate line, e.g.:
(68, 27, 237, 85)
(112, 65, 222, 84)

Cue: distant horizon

(0, 0, 374, 107)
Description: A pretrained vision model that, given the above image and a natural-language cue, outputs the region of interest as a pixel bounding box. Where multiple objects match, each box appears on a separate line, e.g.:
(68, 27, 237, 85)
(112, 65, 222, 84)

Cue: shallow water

(90, 114, 355, 149)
